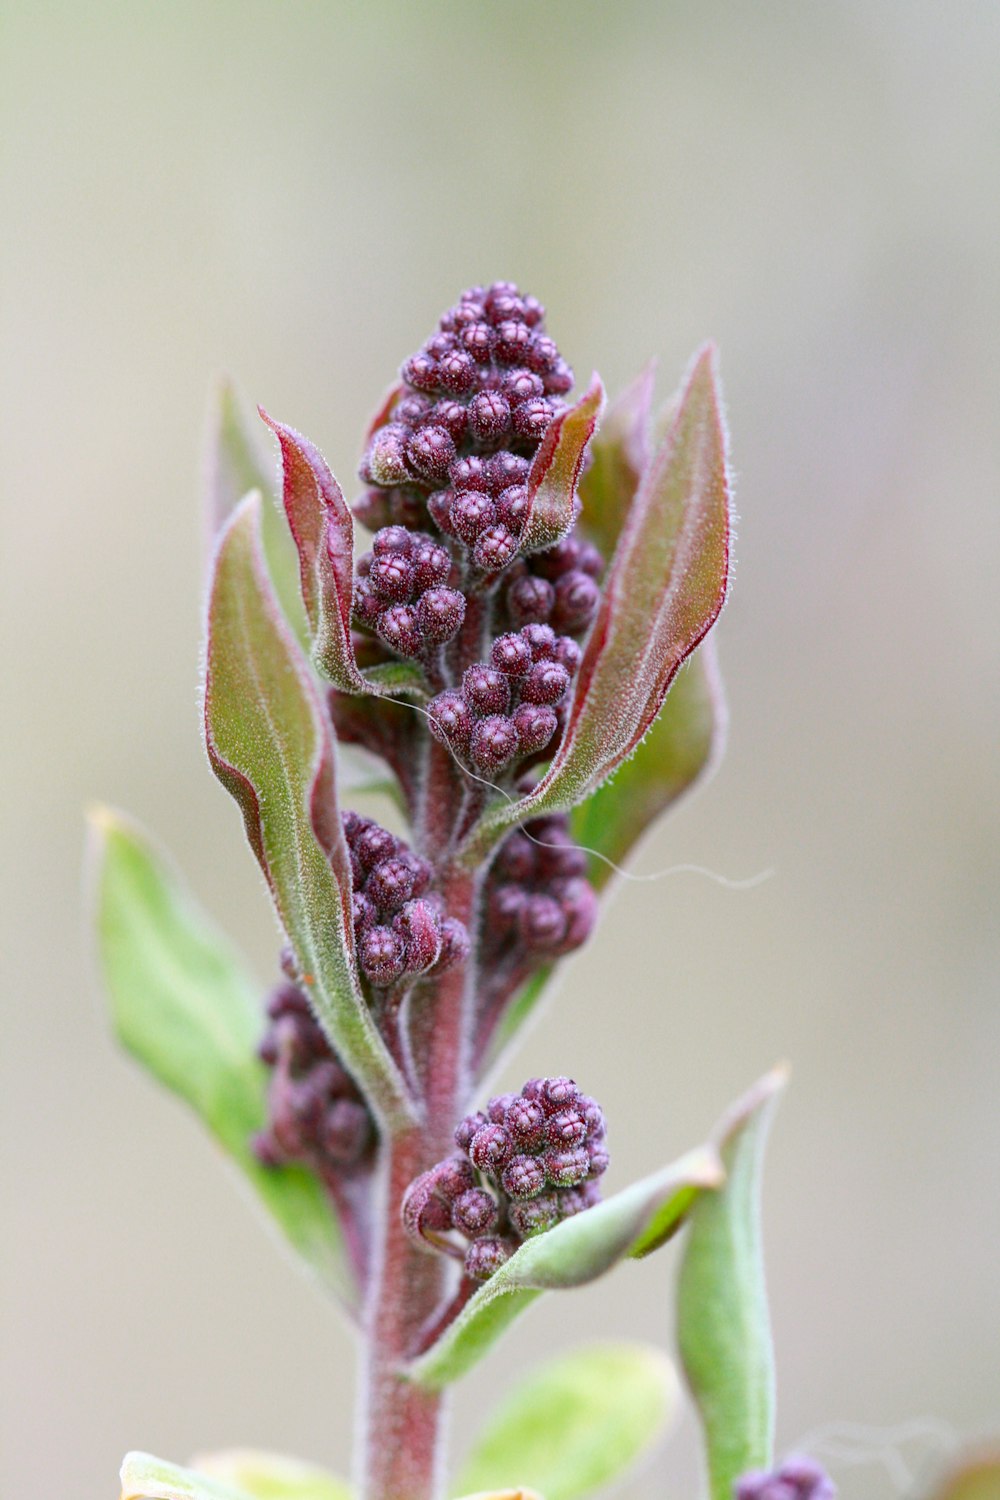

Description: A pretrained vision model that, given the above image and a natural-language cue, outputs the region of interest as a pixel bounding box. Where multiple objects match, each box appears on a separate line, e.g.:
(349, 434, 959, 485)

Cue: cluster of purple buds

(484, 814, 597, 961)
(735, 1457, 836, 1500)
(402, 1077, 608, 1281)
(253, 970, 374, 1174)
(355, 281, 573, 557)
(343, 811, 469, 988)
(352, 526, 466, 660)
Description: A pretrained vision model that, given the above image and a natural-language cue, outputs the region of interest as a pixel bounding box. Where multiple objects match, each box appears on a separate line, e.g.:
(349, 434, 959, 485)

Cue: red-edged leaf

(203, 494, 413, 1129)
(463, 346, 731, 863)
(364, 380, 405, 442)
(520, 376, 606, 553)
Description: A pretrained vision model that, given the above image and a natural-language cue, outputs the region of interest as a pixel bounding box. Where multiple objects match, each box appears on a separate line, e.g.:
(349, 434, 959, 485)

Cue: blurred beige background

(2, 2, 998, 1496)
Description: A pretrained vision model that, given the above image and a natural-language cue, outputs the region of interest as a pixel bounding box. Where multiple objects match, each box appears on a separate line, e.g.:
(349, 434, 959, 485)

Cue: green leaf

(203, 494, 413, 1131)
(120, 1452, 254, 1500)
(457, 1342, 678, 1500)
(88, 807, 355, 1303)
(408, 1147, 723, 1390)
(677, 1067, 787, 1500)
(461, 345, 732, 866)
(925, 1454, 1000, 1500)
(205, 380, 307, 648)
(571, 642, 725, 891)
(521, 376, 605, 553)
(577, 363, 656, 558)
(192, 1450, 351, 1500)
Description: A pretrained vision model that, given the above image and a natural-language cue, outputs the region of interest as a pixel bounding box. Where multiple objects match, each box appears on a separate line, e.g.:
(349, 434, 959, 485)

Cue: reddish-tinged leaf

(203, 494, 413, 1129)
(463, 346, 731, 863)
(521, 376, 605, 553)
(364, 380, 405, 442)
(577, 362, 656, 558)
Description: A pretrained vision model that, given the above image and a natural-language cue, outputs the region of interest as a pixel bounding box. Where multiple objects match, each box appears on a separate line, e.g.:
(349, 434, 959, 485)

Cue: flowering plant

(90, 282, 955, 1500)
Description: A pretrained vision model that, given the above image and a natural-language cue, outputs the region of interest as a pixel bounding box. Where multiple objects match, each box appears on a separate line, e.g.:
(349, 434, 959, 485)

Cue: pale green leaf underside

(192, 1449, 352, 1500)
(409, 1147, 722, 1389)
(88, 807, 353, 1305)
(457, 1342, 678, 1500)
(121, 1452, 255, 1500)
(677, 1067, 787, 1500)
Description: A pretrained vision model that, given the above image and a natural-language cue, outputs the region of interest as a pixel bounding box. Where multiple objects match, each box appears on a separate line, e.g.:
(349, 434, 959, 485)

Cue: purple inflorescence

(253, 970, 375, 1175)
(483, 813, 598, 965)
(735, 1457, 837, 1500)
(402, 1076, 608, 1282)
(342, 810, 469, 988)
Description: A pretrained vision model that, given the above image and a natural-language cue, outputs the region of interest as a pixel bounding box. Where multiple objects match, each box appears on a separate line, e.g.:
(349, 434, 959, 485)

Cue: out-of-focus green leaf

(192, 1450, 351, 1500)
(456, 1342, 678, 1500)
(571, 641, 725, 891)
(521, 377, 605, 553)
(454, 1492, 541, 1500)
(203, 494, 413, 1131)
(409, 1147, 722, 1389)
(120, 1452, 253, 1500)
(205, 379, 307, 647)
(88, 807, 354, 1303)
(677, 1067, 787, 1500)
(577, 363, 656, 557)
(925, 1454, 1000, 1500)
(462, 346, 731, 866)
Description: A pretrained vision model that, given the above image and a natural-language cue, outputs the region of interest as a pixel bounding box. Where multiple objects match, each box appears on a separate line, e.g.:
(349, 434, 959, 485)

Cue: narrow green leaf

(571, 642, 725, 891)
(576, 363, 656, 558)
(120, 1452, 254, 1500)
(203, 494, 413, 1131)
(409, 1147, 723, 1389)
(461, 345, 731, 866)
(204, 380, 307, 647)
(88, 807, 354, 1303)
(521, 376, 605, 553)
(192, 1451, 351, 1500)
(926, 1454, 1000, 1500)
(457, 1342, 678, 1500)
(677, 1067, 788, 1500)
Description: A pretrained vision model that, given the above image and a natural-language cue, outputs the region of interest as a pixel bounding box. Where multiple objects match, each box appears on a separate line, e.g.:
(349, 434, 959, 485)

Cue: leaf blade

(457, 1342, 678, 1500)
(121, 1452, 255, 1500)
(521, 376, 605, 553)
(88, 807, 354, 1303)
(409, 1147, 722, 1389)
(203, 494, 413, 1130)
(677, 1067, 787, 1500)
(191, 1451, 351, 1500)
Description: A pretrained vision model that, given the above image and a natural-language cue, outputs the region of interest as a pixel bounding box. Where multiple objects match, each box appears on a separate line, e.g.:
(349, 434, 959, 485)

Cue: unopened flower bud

(513, 702, 558, 756)
(360, 925, 406, 987)
(353, 823, 397, 874)
(521, 622, 558, 660)
(548, 1108, 588, 1148)
(519, 893, 568, 950)
(377, 604, 422, 657)
(469, 1122, 513, 1176)
(365, 427, 410, 487)
(491, 632, 532, 677)
(372, 524, 414, 557)
(508, 1194, 560, 1239)
(552, 570, 600, 632)
(505, 1096, 547, 1152)
(502, 1154, 547, 1200)
(434, 916, 471, 972)
(474, 525, 519, 572)
(543, 1145, 591, 1187)
(411, 538, 452, 590)
(463, 665, 511, 715)
(470, 714, 519, 773)
(407, 424, 456, 482)
(507, 575, 554, 626)
(469, 390, 512, 442)
(520, 660, 571, 706)
(452, 1187, 499, 1238)
(370, 552, 415, 603)
(450, 490, 495, 544)
(321, 1097, 372, 1164)
(428, 690, 473, 752)
(465, 1235, 514, 1281)
(394, 898, 443, 974)
(417, 586, 465, 646)
(735, 1457, 836, 1500)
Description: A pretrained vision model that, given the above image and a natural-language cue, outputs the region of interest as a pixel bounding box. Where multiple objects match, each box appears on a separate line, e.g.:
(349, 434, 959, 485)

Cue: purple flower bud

(547, 1107, 588, 1149)
(464, 1235, 514, 1281)
(523, 294, 545, 326)
(450, 454, 488, 491)
(504, 368, 545, 405)
(353, 578, 383, 629)
(545, 359, 574, 395)
(474, 525, 519, 572)
(454, 1111, 488, 1152)
(520, 622, 558, 660)
(417, 586, 466, 646)
(587, 1142, 611, 1179)
(520, 660, 571, 706)
(735, 1457, 836, 1500)
(554, 634, 582, 673)
(541, 1076, 578, 1112)
(360, 924, 407, 987)
(434, 917, 471, 972)
(518, 893, 568, 951)
(513, 395, 555, 441)
(486, 451, 530, 493)
(554, 876, 598, 950)
(433, 1154, 477, 1200)
(526, 335, 559, 374)
(490, 632, 532, 678)
(543, 1145, 591, 1187)
(534, 537, 580, 578)
(365, 427, 411, 487)
(494, 320, 533, 365)
(437, 349, 477, 395)
(469, 390, 512, 442)
(462, 665, 511, 716)
(407, 424, 456, 482)
(489, 882, 526, 931)
(452, 1187, 499, 1238)
(508, 1193, 560, 1239)
(353, 489, 392, 531)
(459, 321, 495, 362)
(394, 898, 443, 974)
(450, 490, 496, 544)
(394, 392, 432, 424)
(428, 690, 473, 752)
(496, 830, 537, 881)
(505, 1096, 547, 1152)
(486, 1092, 518, 1124)
(411, 539, 452, 590)
(577, 541, 604, 578)
(470, 714, 519, 773)
(402, 351, 439, 393)
(389, 487, 426, 528)
(377, 603, 423, 657)
(321, 1097, 372, 1164)
(502, 1154, 547, 1200)
(352, 890, 377, 931)
(495, 484, 530, 533)
(372, 524, 414, 557)
(426, 488, 456, 536)
(552, 569, 601, 632)
(353, 823, 398, 874)
(369, 552, 416, 603)
(507, 574, 554, 626)
(513, 702, 558, 756)
(577, 1095, 605, 1140)
(469, 1122, 513, 1176)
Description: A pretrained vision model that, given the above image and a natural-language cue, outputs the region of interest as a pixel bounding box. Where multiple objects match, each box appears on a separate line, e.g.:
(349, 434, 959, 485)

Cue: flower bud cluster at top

(403, 1077, 608, 1281)
(351, 281, 605, 779)
(253, 959, 375, 1180)
(735, 1458, 836, 1500)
